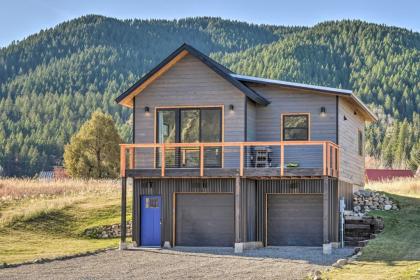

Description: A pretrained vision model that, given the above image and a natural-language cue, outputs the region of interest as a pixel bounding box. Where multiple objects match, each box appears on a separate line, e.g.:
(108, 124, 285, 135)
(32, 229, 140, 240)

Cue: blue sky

(1, 0, 419, 47)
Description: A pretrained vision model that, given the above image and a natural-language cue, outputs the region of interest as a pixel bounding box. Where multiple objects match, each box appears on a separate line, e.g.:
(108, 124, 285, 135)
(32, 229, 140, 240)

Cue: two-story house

(115, 43, 376, 252)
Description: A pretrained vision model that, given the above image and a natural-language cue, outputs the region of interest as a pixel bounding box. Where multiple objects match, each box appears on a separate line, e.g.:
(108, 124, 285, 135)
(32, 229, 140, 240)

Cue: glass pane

(157, 148, 177, 168)
(181, 148, 200, 168)
(284, 128, 308, 140)
(158, 110, 176, 143)
(201, 109, 221, 142)
(181, 110, 200, 143)
(145, 197, 159, 208)
(284, 115, 308, 128)
(204, 147, 221, 167)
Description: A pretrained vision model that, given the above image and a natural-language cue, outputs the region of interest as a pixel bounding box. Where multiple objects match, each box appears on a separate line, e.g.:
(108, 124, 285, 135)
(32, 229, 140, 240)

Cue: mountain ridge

(0, 15, 418, 176)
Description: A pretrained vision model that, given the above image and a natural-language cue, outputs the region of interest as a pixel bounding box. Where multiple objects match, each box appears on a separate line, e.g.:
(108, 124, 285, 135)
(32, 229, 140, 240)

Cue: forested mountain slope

(214, 20, 419, 169)
(0, 15, 303, 176)
(0, 16, 418, 176)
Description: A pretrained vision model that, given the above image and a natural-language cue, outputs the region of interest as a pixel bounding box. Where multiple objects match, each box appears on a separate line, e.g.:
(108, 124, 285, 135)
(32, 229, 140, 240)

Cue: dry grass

(0, 178, 119, 201)
(0, 178, 130, 264)
(366, 177, 420, 197)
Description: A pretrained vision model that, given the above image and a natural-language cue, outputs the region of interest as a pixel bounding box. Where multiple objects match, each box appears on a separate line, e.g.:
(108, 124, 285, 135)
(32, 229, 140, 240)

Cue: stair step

(358, 240, 370, 247)
(345, 224, 371, 230)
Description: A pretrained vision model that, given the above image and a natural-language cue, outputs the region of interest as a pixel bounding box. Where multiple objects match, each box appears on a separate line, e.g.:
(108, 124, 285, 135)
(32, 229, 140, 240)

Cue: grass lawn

(0, 179, 131, 264)
(325, 178, 420, 280)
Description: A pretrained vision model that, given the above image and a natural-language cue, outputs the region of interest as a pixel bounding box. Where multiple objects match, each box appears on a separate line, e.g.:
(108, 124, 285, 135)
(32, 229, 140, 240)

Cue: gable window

(358, 130, 363, 156)
(282, 114, 310, 141)
(156, 107, 222, 168)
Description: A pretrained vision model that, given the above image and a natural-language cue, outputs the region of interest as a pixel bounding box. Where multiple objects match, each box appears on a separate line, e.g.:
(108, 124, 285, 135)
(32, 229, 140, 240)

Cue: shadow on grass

(10, 209, 75, 236)
(7, 202, 126, 239)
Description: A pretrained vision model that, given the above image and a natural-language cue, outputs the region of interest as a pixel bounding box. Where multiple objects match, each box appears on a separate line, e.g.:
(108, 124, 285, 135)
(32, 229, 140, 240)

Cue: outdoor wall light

(144, 106, 150, 113)
(344, 115, 347, 121)
(320, 106, 326, 116)
(229, 104, 234, 111)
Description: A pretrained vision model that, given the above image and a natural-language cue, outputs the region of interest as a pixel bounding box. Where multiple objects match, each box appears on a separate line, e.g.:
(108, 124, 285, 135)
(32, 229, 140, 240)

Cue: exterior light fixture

(320, 106, 326, 116)
(229, 104, 234, 111)
(144, 106, 150, 113)
(344, 115, 347, 121)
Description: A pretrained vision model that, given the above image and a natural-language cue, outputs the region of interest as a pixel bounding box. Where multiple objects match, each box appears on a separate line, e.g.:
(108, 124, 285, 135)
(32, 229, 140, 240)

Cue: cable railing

(120, 141, 339, 178)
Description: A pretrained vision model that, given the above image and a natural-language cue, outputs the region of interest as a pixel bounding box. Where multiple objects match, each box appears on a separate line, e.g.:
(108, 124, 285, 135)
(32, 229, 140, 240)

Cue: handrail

(120, 141, 340, 178)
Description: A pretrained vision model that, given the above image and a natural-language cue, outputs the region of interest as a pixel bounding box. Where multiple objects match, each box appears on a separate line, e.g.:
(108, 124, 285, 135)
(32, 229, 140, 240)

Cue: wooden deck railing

(120, 141, 339, 178)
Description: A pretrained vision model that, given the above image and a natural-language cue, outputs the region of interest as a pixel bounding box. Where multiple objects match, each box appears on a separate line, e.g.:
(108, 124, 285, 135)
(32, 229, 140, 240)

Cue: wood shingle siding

(338, 97, 365, 186)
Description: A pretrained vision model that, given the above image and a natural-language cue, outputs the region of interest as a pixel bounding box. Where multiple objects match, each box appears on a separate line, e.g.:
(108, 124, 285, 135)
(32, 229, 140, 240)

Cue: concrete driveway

(0, 246, 354, 280)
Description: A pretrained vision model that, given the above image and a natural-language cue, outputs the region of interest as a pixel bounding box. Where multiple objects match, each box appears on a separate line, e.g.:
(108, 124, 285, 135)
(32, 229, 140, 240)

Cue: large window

(282, 114, 309, 141)
(157, 107, 222, 168)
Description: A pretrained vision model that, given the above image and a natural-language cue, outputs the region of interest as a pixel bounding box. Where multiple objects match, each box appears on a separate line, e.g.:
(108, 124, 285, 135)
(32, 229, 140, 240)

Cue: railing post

(120, 146, 126, 177)
(161, 144, 165, 177)
(129, 147, 135, 169)
(332, 146, 336, 177)
(326, 143, 330, 176)
(239, 144, 244, 177)
(280, 142, 284, 176)
(323, 142, 327, 176)
(200, 144, 204, 177)
(337, 146, 340, 179)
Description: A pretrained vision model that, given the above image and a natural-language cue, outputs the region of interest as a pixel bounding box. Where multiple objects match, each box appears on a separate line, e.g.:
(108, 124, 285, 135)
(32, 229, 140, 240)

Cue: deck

(120, 141, 339, 179)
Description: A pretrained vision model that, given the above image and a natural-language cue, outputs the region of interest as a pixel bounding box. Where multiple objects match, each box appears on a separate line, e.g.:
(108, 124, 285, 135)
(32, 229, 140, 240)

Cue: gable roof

(231, 73, 353, 95)
(115, 43, 270, 107)
(116, 43, 377, 122)
(232, 73, 377, 122)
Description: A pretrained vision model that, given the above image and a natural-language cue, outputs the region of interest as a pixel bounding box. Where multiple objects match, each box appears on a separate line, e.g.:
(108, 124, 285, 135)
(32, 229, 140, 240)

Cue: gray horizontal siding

(248, 84, 337, 169)
(134, 54, 245, 168)
(338, 98, 365, 186)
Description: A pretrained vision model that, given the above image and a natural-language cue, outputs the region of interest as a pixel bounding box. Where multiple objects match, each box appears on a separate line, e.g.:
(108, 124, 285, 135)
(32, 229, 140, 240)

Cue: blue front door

(141, 195, 161, 246)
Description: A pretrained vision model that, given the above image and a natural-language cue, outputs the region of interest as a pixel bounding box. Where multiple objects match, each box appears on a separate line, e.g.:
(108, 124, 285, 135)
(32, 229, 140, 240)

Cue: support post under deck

(234, 174, 242, 253)
(322, 176, 332, 254)
(120, 176, 127, 250)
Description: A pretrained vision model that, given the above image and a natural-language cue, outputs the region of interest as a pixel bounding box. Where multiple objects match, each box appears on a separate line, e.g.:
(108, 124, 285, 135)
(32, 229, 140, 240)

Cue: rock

(384, 205, 392, 210)
(336, 259, 348, 267)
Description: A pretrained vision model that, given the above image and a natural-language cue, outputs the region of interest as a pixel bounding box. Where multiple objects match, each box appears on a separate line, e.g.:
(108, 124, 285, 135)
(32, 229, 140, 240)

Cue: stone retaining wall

(353, 190, 398, 215)
(84, 222, 132, 238)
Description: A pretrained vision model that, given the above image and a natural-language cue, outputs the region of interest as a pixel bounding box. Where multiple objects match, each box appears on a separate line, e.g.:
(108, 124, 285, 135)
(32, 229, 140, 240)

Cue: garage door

(176, 193, 234, 246)
(267, 194, 323, 246)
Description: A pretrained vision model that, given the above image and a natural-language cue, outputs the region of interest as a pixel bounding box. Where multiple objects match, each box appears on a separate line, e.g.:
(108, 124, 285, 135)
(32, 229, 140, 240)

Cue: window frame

(281, 113, 311, 141)
(154, 106, 224, 168)
(358, 129, 363, 156)
(156, 107, 223, 144)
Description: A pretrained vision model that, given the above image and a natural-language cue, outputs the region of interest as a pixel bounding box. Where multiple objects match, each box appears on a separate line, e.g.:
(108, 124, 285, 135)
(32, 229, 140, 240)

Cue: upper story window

(156, 107, 222, 168)
(358, 130, 363, 156)
(282, 114, 310, 141)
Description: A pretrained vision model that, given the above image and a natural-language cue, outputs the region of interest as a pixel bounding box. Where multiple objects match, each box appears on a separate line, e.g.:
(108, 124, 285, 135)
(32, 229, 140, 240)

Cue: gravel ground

(0, 247, 354, 280)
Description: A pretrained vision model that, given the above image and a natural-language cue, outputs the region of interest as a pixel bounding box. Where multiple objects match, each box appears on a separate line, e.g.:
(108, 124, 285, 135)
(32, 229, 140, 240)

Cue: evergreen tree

(63, 111, 121, 179)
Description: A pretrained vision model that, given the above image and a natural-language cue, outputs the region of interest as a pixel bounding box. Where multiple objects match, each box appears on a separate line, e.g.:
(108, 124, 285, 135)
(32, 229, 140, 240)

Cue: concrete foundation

(323, 243, 332, 255)
(119, 241, 128, 250)
(234, 241, 264, 253)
